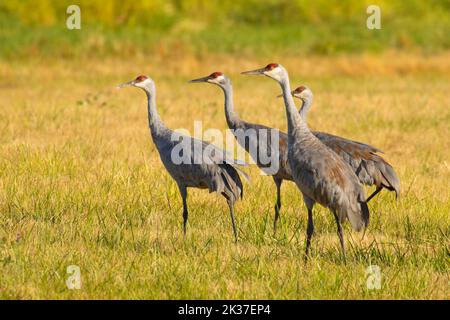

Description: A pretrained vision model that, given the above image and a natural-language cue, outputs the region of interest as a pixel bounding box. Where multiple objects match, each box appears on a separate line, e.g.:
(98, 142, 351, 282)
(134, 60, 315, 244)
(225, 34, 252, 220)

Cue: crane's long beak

(117, 80, 135, 89)
(189, 76, 210, 83)
(241, 67, 266, 75)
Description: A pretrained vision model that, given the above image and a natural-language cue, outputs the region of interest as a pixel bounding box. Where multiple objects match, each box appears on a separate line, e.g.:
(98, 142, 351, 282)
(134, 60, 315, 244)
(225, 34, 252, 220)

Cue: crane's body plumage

(287, 122, 369, 231)
(231, 120, 292, 179)
(314, 131, 399, 196)
(156, 135, 244, 201)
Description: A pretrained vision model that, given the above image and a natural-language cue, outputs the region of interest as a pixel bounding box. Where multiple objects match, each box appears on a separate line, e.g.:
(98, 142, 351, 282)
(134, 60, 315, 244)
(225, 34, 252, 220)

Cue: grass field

(0, 52, 448, 299)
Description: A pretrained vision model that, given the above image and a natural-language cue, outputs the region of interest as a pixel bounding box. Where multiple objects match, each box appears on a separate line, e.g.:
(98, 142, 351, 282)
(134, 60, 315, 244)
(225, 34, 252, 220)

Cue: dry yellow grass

(0, 52, 448, 299)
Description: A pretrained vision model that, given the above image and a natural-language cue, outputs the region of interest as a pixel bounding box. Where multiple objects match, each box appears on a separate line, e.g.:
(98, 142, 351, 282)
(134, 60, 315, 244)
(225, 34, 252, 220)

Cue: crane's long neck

(222, 83, 241, 130)
(145, 89, 166, 139)
(299, 98, 312, 122)
(279, 76, 309, 135)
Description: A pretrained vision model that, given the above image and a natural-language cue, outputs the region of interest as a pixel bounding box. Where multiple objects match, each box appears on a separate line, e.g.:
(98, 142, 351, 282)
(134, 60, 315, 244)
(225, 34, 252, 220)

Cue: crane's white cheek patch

(265, 68, 282, 80)
(135, 79, 152, 88)
(215, 75, 225, 83)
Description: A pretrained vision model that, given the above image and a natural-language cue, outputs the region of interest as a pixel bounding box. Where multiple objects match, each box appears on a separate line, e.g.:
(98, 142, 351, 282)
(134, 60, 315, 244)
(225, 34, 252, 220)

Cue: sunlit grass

(0, 53, 448, 299)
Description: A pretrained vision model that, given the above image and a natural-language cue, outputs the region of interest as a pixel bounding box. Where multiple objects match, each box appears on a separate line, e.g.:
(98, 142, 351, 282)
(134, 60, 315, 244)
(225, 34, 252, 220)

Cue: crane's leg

(177, 184, 188, 236)
(332, 211, 346, 263)
(227, 199, 238, 242)
(366, 186, 382, 203)
(303, 196, 315, 263)
(273, 177, 283, 235)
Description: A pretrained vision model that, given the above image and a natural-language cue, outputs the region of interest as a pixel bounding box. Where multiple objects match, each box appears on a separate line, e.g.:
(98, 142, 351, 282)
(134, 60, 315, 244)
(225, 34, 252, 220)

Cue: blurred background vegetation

(0, 0, 449, 60)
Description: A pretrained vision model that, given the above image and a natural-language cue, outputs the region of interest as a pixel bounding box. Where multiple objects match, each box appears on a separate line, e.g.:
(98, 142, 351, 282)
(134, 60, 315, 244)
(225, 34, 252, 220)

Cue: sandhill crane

(288, 85, 400, 203)
(242, 64, 370, 261)
(118, 75, 248, 241)
(189, 73, 398, 237)
(189, 72, 293, 235)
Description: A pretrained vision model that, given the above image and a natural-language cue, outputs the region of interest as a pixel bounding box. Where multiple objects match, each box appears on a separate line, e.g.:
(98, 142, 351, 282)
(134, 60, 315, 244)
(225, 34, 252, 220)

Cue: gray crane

(288, 85, 400, 203)
(242, 63, 370, 261)
(189, 72, 292, 235)
(189, 72, 398, 237)
(118, 75, 248, 241)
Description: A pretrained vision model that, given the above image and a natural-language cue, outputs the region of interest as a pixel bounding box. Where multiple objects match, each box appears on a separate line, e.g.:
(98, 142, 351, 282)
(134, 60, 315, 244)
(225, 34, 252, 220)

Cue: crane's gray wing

(314, 131, 383, 154)
(234, 121, 290, 177)
(197, 138, 250, 182)
(158, 131, 249, 200)
(171, 133, 248, 167)
(313, 131, 399, 195)
(175, 135, 248, 181)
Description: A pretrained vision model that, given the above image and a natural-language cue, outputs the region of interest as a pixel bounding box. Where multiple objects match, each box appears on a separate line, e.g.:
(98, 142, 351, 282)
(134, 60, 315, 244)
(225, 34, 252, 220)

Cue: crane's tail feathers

(379, 162, 400, 199)
(346, 197, 370, 232)
(360, 201, 370, 229)
(219, 164, 244, 201)
(232, 165, 251, 184)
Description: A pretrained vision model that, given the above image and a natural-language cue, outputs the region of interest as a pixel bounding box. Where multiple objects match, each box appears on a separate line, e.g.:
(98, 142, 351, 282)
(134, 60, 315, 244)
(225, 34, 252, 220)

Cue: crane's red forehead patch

(294, 86, 306, 93)
(209, 72, 223, 78)
(265, 63, 279, 70)
(135, 75, 148, 82)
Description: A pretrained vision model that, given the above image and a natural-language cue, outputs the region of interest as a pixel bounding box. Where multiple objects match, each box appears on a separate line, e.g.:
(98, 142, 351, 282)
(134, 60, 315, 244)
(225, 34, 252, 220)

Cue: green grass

(0, 54, 448, 299)
(0, 0, 450, 59)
